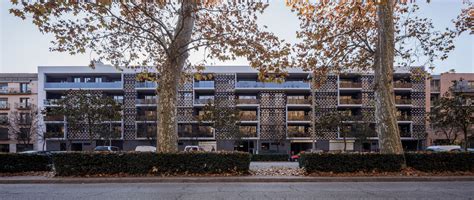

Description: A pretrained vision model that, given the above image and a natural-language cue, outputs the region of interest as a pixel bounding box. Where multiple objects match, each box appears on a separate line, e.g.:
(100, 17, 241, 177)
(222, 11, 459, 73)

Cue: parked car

(425, 145, 462, 152)
(184, 146, 205, 152)
(18, 150, 51, 156)
(135, 146, 156, 152)
(94, 146, 120, 152)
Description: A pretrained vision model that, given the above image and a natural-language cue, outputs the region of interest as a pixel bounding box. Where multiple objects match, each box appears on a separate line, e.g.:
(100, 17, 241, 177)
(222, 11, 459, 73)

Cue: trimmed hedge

(405, 152, 474, 172)
(0, 153, 51, 173)
(251, 154, 288, 161)
(52, 152, 251, 176)
(300, 153, 404, 173)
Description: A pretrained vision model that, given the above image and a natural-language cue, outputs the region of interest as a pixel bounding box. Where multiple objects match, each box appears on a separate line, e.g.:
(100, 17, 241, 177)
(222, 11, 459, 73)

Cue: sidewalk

(1, 175, 474, 184)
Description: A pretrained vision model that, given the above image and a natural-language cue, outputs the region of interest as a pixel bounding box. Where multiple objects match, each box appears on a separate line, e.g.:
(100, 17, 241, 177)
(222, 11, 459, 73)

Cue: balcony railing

(287, 115, 311, 121)
(397, 115, 412, 121)
(394, 82, 412, 88)
(339, 82, 362, 88)
(0, 103, 10, 110)
(288, 132, 311, 138)
(194, 99, 214, 105)
(400, 130, 411, 137)
(135, 81, 157, 88)
(45, 132, 64, 138)
(236, 81, 310, 89)
(136, 115, 157, 121)
(45, 81, 123, 89)
(15, 103, 31, 110)
(136, 99, 157, 104)
(287, 99, 311, 104)
(240, 115, 257, 121)
(395, 99, 411, 105)
(194, 81, 215, 88)
(44, 115, 64, 121)
(236, 99, 259, 104)
(178, 131, 214, 138)
(339, 98, 362, 105)
(0, 88, 32, 94)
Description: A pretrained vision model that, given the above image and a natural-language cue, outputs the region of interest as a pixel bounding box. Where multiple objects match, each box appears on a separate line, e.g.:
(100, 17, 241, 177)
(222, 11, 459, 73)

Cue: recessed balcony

(397, 115, 412, 121)
(339, 82, 362, 89)
(339, 98, 362, 105)
(136, 115, 157, 121)
(287, 115, 311, 121)
(395, 99, 412, 105)
(44, 115, 64, 122)
(240, 114, 258, 121)
(0, 88, 32, 94)
(15, 103, 31, 110)
(288, 131, 311, 138)
(236, 81, 310, 89)
(135, 81, 157, 89)
(394, 82, 412, 89)
(194, 81, 215, 89)
(287, 98, 311, 105)
(194, 99, 214, 105)
(136, 98, 158, 105)
(45, 81, 123, 89)
(44, 99, 60, 106)
(236, 99, 259, 105)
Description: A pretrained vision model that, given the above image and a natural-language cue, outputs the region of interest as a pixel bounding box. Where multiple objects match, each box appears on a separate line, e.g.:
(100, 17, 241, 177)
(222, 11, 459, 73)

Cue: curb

(1, 176, 474, 184)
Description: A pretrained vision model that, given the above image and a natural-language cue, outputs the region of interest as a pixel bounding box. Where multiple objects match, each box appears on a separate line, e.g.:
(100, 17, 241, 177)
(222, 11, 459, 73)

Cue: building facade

(37, 66, 427, 153)
(426, 73, 474, 146)
(0, 73, 38, 152)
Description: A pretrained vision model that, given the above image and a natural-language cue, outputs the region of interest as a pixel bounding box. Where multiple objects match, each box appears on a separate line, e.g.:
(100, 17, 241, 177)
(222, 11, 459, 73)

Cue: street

(1, 182, 473, 200)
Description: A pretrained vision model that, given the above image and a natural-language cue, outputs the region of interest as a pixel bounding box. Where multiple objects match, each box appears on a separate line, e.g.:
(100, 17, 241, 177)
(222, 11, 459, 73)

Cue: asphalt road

(1, 182, 473, 200)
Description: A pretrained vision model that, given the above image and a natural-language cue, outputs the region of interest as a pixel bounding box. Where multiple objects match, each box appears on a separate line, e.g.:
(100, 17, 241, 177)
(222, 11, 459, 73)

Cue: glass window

(73, 77, 81, 83)
(20, 83, 29, 93)
(468, 81, 474, 89)
(0, 83, 7, 90)
(0, 98, 8, 108)
(95, 77, 103, 83)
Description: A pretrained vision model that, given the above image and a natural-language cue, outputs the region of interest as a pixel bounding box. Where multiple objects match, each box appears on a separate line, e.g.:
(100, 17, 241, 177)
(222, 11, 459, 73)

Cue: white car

(426, 145, 462, 152)
(135, 146, 156, 152)
(184, 146, 205, 152)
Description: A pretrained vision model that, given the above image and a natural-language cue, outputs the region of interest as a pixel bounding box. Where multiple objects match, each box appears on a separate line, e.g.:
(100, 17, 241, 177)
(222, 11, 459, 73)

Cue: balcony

(136, 115, 157, 121)
(194, 99, 214, 105)
(0, 117, 8, 125)
(400, 130, 411, 137)
(395, 99, 411, 105)
(44, 115, 64, 122)
(44, 99, 60, 106)
(339, 82, 362, 88)
(0, 103, 10, 110)
(45, 81, 123, 89)
(236, 81, 310, 89)
(287, 115, 311, 121)
(135, 81, 157, 88)
(45, 132, 64, 138)
(15, 103, 31, 110)
(339, 98, 362, 105)
(0, 88, 32, 94)
(240, 114, 257, 121)
(136, 98, 158, 105)
(178, 131, 214, 138)
(194, 81, 215, 88)
(287, 98, 311, 105)
(288, 132, 311, 138)
(397, 115, 412, 121)
(394, 82, 412, 89)
(236, 99, 259, 104)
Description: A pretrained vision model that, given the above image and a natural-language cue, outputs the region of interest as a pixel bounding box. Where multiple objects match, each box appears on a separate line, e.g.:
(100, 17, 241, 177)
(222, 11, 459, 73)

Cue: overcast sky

(1, 0, 472, 74)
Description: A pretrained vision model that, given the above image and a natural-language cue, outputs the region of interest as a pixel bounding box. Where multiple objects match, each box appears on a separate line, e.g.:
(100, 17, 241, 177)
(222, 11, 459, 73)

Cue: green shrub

(0, 153, 51, 173)
(52, 152, 251, 176)
(405, 152, 474, 172)
(300, 153, 404, 173)
(251, 154, 288, 161)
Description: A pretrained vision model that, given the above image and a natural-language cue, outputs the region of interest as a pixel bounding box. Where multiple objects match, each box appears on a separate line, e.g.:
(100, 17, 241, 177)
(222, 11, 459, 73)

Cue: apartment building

(427, 72, 474, 146)
(0, 73, 38, 152)
(38, 65, 426, 153)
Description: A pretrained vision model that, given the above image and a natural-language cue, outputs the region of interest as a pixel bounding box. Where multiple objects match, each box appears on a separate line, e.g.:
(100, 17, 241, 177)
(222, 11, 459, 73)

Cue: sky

(0, 0, 472, 74)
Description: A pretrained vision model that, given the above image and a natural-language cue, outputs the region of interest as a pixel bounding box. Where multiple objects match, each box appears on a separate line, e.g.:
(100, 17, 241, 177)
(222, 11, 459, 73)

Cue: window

(468, 81, 474, 89)
(0, 83, 7, 91)
(95, 77, 103, 83)
(0, 114, 8, 125)
(20, 83, 29, 93)
(0, 128, 9, 140)
(73, 77, 81, 83)
(0, 98, 8, 109)
(0, 144, 9, 152)
(84, 77, 92, 83)
(20, 98, 29, 108)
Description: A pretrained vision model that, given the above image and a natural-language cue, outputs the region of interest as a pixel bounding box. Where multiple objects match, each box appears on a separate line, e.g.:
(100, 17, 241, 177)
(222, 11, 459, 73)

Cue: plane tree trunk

(374, 0, 404, 155)
(156, 1, 196, 153)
